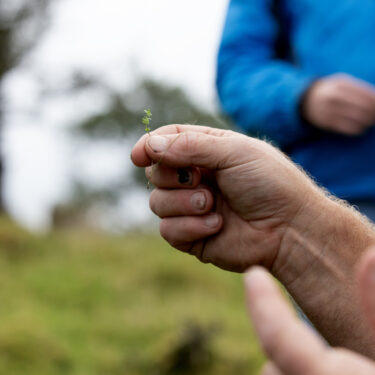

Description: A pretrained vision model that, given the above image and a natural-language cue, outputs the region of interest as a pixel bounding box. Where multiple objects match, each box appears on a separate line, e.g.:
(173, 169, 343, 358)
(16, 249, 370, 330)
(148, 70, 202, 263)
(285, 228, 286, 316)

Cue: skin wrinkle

(245, 220, 282, 270)
(219, 163, 286, 221)
(274, 225, 341, 291)
(176, 132, 225, 170)
(276, 199, 348, 285)
(273, 186, 331, 281)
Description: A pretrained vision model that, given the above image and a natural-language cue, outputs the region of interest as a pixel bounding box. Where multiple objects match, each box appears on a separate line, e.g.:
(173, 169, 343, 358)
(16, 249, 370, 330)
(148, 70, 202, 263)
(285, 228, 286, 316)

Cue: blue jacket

(217, 0, 375, 201)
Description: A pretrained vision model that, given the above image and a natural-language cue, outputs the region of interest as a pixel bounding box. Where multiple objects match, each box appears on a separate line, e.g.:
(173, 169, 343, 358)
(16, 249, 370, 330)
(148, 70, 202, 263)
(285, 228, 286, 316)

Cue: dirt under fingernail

(178, 168, 192, 185)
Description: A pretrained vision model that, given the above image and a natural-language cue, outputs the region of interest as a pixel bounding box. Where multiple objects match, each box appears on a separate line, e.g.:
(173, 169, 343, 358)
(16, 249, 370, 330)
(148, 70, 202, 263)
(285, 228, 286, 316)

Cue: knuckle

(181, 132, 199, 156)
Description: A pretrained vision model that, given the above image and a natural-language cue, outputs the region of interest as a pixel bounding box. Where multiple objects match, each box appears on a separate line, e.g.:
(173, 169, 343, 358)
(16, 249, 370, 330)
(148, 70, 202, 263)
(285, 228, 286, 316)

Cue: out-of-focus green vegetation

(0, 0, 54, 211)
(0, 216, 265, 375)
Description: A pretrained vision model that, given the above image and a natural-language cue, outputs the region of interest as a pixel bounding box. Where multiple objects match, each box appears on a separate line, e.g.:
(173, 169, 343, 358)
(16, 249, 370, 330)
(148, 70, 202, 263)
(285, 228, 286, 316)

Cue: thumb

(145, 131, 252, 170)
(357, 247, 375, 336)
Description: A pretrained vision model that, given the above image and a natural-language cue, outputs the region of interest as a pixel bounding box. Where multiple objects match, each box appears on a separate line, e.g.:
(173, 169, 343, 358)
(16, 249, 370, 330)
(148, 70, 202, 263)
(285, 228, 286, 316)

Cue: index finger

(130, 124, 233, 167)
(245, 268, 326, 375)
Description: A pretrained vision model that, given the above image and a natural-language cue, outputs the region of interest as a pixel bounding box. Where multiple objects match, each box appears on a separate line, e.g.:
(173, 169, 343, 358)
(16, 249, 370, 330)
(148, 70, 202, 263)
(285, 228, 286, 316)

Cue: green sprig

(142, 109, 152, 133)
(142, 108, 153, 189)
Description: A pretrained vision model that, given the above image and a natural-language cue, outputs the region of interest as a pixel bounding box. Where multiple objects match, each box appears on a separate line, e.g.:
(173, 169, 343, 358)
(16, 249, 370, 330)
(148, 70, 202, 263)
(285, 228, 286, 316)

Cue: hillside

(0, 217, 264, 374)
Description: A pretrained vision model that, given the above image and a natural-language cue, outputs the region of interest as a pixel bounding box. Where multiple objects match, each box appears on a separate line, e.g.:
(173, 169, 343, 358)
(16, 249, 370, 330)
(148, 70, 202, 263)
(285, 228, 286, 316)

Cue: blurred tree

(0, 0, 52, 211)
(74, 75, 232, 182)
(71, 75, 231, 140)
(53, 76, 232, 230)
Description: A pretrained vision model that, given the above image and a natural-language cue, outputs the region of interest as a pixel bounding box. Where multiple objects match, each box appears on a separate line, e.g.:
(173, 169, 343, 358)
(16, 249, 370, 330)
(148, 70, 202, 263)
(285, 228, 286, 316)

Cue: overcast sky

(3, 0, 229, 230)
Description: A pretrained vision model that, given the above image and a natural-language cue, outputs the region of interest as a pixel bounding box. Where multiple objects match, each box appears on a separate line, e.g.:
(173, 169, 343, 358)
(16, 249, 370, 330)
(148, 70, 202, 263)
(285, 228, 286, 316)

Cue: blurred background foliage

(0, 0, 53, 210)
(0, 0, 265, 374)
(0, 217, 265, 375)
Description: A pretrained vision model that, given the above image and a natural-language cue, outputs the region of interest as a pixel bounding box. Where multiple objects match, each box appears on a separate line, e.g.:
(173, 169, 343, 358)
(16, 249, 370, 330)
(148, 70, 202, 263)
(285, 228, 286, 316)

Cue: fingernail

(178, 168, 192, 185)
(190, 192, 206, 210)
(205, 214, 220, 228)
(148, 136, 168, 153)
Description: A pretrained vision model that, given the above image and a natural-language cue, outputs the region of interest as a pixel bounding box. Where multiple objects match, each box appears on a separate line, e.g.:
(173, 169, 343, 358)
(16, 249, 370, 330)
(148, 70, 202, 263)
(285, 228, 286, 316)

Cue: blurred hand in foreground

(245, 249, 375, 375)
(131, 124, 319, 272)
(301, 74, 375, 135)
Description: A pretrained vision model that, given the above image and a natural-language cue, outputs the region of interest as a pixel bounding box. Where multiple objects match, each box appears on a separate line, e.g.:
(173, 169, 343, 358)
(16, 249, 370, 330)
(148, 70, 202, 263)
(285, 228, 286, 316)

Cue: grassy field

(0, 217, 265, 374)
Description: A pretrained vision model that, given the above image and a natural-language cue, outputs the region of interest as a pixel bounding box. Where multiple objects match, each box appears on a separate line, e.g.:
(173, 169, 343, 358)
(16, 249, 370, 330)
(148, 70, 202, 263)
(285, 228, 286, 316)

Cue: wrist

(273, 191, 375, 286)
(272, 190, 375, 351)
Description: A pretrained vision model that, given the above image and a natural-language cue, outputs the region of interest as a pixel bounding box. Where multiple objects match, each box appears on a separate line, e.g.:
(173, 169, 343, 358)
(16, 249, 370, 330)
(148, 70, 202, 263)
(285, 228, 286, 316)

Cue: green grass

(0, 217, 265, 374)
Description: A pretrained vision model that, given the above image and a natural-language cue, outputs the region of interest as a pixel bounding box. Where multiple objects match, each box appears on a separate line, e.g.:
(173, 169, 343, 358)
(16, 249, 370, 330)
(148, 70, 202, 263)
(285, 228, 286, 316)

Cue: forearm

(272, 190, 375, 357)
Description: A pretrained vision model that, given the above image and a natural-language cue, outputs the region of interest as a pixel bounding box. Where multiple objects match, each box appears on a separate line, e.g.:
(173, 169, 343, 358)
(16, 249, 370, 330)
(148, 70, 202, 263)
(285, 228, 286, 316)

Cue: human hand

(244, 249, 375, 375)
(301, 74, 375, 135)
(131, 125, 321, 272)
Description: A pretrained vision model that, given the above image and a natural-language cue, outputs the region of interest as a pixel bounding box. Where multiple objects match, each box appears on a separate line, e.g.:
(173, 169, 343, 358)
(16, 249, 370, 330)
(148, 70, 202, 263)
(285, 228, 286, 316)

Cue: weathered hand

(245, 248, 375, 375)
(131, 125, 319, 272)
(301, 74, 375, 135)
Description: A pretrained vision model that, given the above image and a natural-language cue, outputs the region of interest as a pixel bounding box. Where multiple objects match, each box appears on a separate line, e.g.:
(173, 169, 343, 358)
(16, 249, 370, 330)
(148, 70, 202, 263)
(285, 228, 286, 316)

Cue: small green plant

(141, 108, 183, 190)
(142, 109, 152, 133)
(142, 109, 153, 189)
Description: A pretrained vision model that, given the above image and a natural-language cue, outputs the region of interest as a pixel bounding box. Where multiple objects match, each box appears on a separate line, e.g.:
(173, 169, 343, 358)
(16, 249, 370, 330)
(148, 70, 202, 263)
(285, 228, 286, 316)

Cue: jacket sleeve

(216, 0, 316, 148)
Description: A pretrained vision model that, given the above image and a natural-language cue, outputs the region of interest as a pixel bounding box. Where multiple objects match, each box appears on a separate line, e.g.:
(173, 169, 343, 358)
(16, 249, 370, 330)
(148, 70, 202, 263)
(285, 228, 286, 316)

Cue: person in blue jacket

(216, 0, 375, 221)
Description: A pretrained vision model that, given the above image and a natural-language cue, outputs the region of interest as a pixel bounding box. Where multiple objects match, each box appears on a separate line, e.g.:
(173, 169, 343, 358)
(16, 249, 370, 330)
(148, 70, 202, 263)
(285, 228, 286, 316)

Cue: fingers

(304, 75, 375, 134)
(337, 92, 375, 121)
(333, 76, 375, 132)
(338, 75, 375, 108)
(246, 266, 375, 375)
(150, 188, 214, 218)
(159, 214, 222, 251)
(357, 248, 375, 334)
(331, 93, 375, 134)
(244, 267, 326, 375)
(335, 102, 375, 129)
